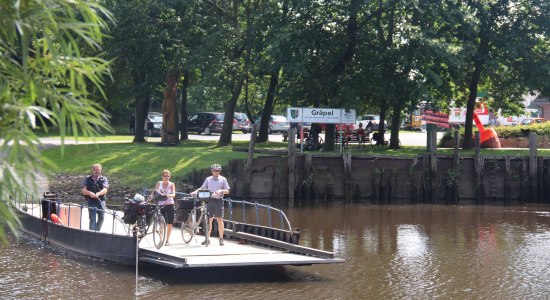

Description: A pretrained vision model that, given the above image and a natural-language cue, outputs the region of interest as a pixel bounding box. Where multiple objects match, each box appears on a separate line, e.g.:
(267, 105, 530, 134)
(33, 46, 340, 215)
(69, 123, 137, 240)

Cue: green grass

(42, 140, 252, 189)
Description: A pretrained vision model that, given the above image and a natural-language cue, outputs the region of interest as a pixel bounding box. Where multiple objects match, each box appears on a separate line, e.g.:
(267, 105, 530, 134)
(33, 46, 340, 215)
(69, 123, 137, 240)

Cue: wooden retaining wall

(216, 132, 550, 206)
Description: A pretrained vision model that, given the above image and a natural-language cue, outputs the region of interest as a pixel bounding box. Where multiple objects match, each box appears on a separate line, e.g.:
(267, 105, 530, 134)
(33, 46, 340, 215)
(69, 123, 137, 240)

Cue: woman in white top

(151, 169, 176, 245)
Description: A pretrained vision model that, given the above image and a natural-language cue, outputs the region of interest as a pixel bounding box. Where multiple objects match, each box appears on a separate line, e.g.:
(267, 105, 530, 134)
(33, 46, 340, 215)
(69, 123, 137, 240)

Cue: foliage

(95, 0, 549, 150)
(0, 0, 113, 244)
(440, 123, 550, 144)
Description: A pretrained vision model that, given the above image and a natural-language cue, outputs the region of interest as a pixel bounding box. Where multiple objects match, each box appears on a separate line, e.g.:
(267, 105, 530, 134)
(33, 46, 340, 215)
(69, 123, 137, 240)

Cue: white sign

(287, 107, 356, 124)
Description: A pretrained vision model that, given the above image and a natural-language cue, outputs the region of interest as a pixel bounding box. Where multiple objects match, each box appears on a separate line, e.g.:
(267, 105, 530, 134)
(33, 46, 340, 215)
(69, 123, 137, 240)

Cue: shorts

(160, 204, 175, 224)
(206, 198, 224, 218)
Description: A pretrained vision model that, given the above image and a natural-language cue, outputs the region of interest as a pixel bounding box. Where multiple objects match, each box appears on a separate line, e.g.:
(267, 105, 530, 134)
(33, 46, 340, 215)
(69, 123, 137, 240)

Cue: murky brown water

(1, 204, 550, 299)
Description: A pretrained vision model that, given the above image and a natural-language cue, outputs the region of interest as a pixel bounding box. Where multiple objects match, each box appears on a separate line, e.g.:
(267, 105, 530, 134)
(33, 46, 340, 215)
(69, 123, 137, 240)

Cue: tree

(0, 0, 113, 244)
(103, 0, 167, 143)
(452, 0, 550, 149)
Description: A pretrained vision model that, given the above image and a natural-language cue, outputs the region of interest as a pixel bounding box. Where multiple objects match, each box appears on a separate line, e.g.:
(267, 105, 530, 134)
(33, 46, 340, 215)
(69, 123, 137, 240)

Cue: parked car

(187, 112, 225, 135)
(255, 115, 290, 134)
(521, 118, 547, 125)
(234, 112, 251, 133)
(129, 112, 163, 136)
(356, 114, 386, 132)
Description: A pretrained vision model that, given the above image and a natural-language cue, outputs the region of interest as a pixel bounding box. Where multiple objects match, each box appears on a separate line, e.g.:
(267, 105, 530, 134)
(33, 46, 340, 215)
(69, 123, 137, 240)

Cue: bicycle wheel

(181, 213, 196, 244)
(152, 214, 167, 249)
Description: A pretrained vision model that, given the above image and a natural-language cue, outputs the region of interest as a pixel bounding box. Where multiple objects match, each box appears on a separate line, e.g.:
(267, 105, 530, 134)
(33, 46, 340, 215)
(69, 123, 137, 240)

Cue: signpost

(287, 107, 356, 124)
(287, 108, 356, 153)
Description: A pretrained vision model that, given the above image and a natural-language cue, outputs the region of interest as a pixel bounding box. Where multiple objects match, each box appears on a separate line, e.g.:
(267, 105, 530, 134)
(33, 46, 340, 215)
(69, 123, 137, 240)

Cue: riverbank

(39, 132, 550, 204)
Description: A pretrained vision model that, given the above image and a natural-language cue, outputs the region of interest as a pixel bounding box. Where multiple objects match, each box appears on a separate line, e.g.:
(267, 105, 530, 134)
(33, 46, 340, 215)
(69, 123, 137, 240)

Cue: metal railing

(224, 198, 293, 233)
(10, 189, 294, 238)
(142, 186, 293, 233)
(10, 192, 131, 236)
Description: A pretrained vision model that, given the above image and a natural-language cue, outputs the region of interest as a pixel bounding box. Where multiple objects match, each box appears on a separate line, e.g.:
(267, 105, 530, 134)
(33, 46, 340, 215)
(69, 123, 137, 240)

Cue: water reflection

(1, 204, 550, 299)
(290, 204, 550, 299)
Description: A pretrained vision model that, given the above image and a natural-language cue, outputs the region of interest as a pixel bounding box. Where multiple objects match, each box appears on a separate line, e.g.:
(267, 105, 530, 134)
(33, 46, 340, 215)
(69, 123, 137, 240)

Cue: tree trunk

(162, 73, 179, 145)
(323, 0, 358, 150)
(217, 78, 244, 147)
(463, 15, 489, 149)
(179, 69, 190, 141)
(323, 124, 336, 151)
(389, 101, 402, 149)
(257, 70, 280, 142)
(132, 74, 149, 143)
(379, 100, 388, 137)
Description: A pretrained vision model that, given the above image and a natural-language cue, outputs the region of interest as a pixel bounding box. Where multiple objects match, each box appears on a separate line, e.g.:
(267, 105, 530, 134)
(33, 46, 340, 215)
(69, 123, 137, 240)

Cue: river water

(1, 204, 549, 299)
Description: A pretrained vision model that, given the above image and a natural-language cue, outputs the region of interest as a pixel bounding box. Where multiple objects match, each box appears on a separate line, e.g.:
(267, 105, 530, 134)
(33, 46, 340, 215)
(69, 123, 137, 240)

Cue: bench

(335, 132, 370, 149)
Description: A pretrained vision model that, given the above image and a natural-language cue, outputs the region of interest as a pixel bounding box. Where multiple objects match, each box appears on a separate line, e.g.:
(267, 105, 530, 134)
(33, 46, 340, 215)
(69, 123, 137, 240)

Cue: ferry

(11, 192, 343, 268)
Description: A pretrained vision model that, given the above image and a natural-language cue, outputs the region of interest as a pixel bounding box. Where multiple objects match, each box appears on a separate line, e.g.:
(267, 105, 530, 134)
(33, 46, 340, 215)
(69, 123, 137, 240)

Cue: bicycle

(180, 190, 210, 247)
(129, 198, 167, 249)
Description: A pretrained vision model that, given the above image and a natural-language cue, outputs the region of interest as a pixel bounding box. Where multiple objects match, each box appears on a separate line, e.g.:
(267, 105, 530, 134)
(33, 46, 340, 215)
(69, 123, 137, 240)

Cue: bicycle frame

(180, 199, 210, 246)
(133, 200, 167, 249)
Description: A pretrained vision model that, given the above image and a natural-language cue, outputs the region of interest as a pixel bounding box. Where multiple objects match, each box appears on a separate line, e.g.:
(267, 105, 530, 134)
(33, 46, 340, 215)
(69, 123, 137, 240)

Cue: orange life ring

(50, 213, 64, 225)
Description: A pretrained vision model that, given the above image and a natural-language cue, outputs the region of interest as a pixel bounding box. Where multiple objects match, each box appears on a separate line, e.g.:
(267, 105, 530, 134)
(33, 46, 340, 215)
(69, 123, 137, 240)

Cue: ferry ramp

(137, 226, 343, 268)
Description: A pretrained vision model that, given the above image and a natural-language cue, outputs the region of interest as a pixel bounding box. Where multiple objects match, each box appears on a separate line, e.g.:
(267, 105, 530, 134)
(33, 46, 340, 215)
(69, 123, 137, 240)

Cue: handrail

(224, 198, 293, 233)
(142, 187, 190, 199)
(10, 190, 294, 236)
(140, 186, 293, 233)
(9, 192, 131, 236)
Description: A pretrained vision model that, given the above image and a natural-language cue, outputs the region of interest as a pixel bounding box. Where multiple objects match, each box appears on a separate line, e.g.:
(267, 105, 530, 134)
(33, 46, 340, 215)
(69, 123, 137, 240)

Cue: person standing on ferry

(82, 163, 109, 231)
(191, 164, 230, 246)
(150, 169, 176, 246)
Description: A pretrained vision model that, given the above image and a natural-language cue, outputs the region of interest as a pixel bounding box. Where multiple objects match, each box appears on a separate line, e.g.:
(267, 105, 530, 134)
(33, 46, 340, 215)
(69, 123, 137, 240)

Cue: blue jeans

(88, 199, 105, 231)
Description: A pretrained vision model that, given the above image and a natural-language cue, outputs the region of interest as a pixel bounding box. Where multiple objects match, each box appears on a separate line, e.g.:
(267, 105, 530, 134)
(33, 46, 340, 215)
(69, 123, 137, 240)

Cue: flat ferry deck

(17, 199, 343, 268)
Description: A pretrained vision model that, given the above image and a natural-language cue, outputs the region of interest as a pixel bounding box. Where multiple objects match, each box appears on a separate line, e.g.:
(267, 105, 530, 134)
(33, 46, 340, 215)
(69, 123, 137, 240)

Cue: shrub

(438, 123, 550, 146)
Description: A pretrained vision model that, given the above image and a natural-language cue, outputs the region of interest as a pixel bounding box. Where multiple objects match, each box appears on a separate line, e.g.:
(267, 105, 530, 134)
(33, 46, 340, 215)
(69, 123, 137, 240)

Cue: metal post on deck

(80, 204, 83, 230)
(135, 233, 139, 296)
(267, 206, 272, 227)
(56, 199, 60, 221)
(228, 199, 233, 222)
(255, 202, 260, 225)
(242, 201, 246, 224)
(112, 208, 116, 234)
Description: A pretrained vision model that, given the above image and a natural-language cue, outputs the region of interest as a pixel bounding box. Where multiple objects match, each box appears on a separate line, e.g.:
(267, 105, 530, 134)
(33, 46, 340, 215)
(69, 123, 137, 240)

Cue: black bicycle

(125, 198, 167, 249)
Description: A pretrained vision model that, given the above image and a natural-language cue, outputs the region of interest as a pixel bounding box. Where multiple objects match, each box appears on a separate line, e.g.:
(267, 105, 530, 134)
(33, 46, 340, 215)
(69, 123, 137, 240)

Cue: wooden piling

(528, 133, 537, 202)
(429, 134, 437, 203)
(288, 127, 296, 206)
(304, 154, 312, 203)
(343, 153, 353, 203)
(474, 132, 483, 204)
(538, 156, 544, 203)
(521, 158, 527, 204)
(504, 156, 510, 205)
(452, 130, 460, 204)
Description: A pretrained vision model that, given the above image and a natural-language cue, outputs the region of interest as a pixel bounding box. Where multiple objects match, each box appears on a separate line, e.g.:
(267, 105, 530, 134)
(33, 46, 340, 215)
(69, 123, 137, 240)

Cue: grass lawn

(41, 139, 285, 189)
